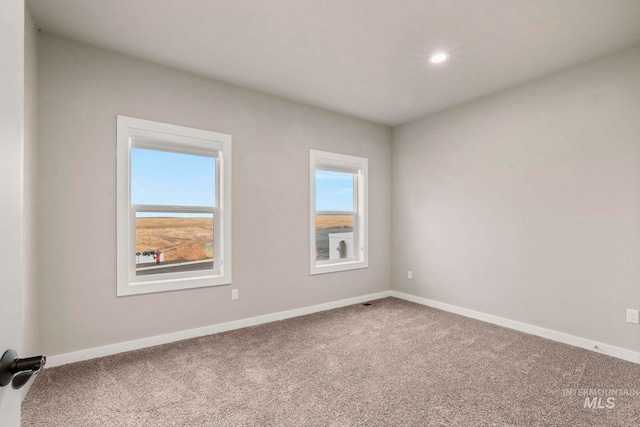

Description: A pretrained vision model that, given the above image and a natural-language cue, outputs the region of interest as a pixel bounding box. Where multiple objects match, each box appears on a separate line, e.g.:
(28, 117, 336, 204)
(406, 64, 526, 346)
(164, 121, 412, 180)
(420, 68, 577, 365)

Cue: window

(310, 150, 368, 274)
(117, 116, 232, 296)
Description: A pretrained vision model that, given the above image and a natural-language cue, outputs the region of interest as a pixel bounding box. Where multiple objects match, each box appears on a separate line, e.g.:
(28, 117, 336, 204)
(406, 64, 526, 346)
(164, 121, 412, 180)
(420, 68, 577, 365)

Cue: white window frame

(310, 150, 368, 275)
(117, 115, 232, 296)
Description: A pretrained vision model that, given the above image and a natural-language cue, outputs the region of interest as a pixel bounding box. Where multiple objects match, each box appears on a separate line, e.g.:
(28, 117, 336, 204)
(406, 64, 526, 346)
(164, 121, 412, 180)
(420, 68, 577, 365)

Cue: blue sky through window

(316, 169, 355, 211)
(132, 148, 216, 217)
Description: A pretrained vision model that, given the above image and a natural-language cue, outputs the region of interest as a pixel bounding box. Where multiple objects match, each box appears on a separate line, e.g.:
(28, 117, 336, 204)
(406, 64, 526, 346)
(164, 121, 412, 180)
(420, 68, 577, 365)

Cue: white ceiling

(27, 0, 640, 126)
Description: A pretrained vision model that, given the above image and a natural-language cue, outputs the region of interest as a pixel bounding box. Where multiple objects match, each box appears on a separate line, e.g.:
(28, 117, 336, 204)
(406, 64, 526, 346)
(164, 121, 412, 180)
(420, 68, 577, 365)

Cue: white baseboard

(46, 291, 392, 368)
(45, 289, 639, 368)
(391, 291, 640, 365)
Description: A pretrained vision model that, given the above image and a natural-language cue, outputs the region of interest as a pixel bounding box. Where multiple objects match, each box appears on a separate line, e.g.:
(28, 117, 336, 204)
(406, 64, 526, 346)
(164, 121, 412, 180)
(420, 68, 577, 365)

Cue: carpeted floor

(22, 297, 640, 426)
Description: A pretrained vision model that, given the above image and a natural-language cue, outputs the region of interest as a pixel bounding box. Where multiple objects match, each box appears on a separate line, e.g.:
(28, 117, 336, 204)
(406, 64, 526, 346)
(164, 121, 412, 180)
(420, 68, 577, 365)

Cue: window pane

(132, 148, 216, 206)
(315, 169, 354, 211)
(315, 214, 354, 261)
(135, 212, 214, 276)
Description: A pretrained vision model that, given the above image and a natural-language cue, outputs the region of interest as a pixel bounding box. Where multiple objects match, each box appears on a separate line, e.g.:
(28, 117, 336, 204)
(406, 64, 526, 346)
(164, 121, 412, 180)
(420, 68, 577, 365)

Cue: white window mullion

(316, 210, 356, 216)
(133, 205, 215, 214)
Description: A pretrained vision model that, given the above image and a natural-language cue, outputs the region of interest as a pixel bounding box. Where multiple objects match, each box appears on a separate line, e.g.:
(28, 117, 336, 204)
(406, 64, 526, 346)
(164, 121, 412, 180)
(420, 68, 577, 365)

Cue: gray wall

(23, 6, 39, 357)
(392, 46, 640, 352)
(37, 34, 392, 356)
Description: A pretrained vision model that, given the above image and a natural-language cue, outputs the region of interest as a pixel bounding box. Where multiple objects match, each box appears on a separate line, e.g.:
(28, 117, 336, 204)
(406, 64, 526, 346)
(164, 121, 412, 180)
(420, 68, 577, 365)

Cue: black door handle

(0, 349, 46, 389)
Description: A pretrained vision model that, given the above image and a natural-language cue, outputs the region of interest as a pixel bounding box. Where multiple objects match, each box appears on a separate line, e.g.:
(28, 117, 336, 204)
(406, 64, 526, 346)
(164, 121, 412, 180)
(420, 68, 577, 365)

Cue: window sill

(310, 260, 368, 275)
(117, 274, 231, 296)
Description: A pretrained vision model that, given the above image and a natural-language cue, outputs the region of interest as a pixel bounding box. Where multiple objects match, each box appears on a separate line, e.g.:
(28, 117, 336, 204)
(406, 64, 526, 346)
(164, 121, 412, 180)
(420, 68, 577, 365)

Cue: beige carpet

(22, 297, 640, 426)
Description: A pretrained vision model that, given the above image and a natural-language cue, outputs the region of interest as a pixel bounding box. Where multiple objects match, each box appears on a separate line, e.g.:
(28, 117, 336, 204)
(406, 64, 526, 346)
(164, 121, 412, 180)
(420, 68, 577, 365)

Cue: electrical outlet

(407, 271, 412, 280)
(627, 309, 639, 324)
(232, 289, 239, 300)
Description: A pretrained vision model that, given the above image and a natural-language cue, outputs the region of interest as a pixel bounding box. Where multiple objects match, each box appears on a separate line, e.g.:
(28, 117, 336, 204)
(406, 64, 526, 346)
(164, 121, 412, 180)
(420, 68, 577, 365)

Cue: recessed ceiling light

(429, 52, 449, 64)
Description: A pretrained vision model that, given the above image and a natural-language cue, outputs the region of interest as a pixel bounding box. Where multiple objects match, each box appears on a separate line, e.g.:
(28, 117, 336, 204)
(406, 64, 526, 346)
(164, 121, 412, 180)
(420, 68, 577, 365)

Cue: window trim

(309, 149, 368, 275)
(117, 115, 232, 296)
